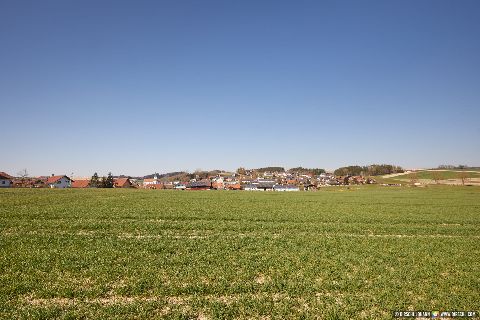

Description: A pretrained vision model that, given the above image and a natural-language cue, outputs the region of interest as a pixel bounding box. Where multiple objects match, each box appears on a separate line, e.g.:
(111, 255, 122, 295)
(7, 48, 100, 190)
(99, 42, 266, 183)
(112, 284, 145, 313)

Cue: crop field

(1, 187, 479, 319)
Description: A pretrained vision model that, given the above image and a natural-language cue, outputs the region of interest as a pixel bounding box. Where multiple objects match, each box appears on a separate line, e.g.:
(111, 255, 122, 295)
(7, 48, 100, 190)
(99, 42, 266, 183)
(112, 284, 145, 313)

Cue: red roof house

(46, 175, 72, 188)
(71, 180, 90, 188)
(114, 178, 133, 188)
(0, 172, 13, 188)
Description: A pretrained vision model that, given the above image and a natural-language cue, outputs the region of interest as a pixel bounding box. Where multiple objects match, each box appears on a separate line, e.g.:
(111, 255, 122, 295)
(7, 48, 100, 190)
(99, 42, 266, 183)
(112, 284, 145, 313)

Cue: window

(1, 181, 5, 184)
(57, 180, 62, 184)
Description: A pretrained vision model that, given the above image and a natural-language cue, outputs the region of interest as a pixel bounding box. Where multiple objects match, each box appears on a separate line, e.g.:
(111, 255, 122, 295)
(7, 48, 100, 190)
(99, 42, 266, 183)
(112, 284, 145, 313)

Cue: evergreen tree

(89, 172, 99, 188)
(105, 172, 114, 188)
(100, 176, 107, 188)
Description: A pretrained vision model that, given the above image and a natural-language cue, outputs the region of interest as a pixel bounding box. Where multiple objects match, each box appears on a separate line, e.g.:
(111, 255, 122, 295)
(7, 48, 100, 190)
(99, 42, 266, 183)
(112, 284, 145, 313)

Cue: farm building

(143, 174, 162, 187)
(186, 180, 211, 190)
(46, 175, 72, 188)
(225, 181, 241, 190)
(144, 181, 176, 190)
(273, 184, 300, 192)
(211, 177, 224, 190)
(242, 184, 258, 191)
(256, 182, 275, 191)
(146, 184, 164, 189)
(163, 182, 174, 189)
(71, 179, 90, 188)
(0, 172, 13, 188)
(114, 178, 132, 188)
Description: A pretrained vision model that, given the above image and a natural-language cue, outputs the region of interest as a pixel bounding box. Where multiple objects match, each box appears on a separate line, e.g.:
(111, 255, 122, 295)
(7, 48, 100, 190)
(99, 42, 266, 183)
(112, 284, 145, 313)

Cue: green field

(1, 187, 479, 319)
(398, 170, 480, 180)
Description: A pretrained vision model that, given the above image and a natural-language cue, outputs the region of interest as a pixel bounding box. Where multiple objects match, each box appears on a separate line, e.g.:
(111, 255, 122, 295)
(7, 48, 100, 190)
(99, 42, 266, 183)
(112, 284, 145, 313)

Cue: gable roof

(46, 175, 71, 184)
(256, 182, 275, 188)
(114, 178, 131, 187)
(0, 172, 13, 180)
(71, 180, 90, 188)
(187, 180, 211, 188)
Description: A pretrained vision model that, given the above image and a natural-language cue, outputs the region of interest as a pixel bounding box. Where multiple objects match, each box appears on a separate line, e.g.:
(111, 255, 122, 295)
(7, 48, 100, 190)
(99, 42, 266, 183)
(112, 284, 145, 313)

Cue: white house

(143, 174, 162, 186)
(0, 172, 13, 188)
(46, 175, 72, 188)
(243, 184, 259, 191)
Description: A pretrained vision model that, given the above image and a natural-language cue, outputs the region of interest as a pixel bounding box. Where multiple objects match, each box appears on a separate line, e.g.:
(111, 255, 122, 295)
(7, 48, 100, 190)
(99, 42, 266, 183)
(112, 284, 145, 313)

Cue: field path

(382, 172, 413, 178)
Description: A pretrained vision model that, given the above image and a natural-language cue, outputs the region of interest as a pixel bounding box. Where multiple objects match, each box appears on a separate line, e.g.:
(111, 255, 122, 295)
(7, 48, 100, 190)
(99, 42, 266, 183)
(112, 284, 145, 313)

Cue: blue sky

(1, 0, 479, 176)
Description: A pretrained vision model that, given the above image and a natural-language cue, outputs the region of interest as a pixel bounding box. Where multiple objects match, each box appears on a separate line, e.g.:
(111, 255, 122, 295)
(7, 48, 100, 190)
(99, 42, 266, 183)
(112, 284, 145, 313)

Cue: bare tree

(194, 168, 202, 180)
(409, 171, 418, 186)
(458, 171, 469, 186)
(431, 171, 442, 184)
(17, 169, 29, 187)
(236, 167, 246, 175)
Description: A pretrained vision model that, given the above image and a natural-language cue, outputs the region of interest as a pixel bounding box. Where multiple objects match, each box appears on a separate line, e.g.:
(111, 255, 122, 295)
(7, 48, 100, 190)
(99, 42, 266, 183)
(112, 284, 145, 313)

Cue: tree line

(252, 167, 285, 173)
(236, 167, 326, 175)
(287, 167, 326, 175)
(334, 164, 404, 176)
(437, 165, 479, 170)
(89, 172, 114, 188)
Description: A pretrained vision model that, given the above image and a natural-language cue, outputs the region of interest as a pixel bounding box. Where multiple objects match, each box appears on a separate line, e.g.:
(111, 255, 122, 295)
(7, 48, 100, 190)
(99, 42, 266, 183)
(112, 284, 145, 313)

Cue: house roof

(257, 182, 275, 188)
(187, 180, 211, 188)
(0, 172, 13, 180)
(71, 180, 90, 188)
(46, 175, 71, 184)
(114, 178, 130, 187)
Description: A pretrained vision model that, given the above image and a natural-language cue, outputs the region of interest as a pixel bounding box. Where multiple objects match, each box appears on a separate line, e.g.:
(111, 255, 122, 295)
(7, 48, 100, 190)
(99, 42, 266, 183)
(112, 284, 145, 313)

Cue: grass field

(377, 170, 480, 185)
(1, 187, 479, 319)
(398, 170, 480, 180)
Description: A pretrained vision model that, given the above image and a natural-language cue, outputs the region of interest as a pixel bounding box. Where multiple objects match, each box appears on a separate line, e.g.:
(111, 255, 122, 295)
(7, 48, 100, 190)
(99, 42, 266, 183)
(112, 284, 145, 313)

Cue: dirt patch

(24, 295, 76, 307)
(255, 274, 268, 285)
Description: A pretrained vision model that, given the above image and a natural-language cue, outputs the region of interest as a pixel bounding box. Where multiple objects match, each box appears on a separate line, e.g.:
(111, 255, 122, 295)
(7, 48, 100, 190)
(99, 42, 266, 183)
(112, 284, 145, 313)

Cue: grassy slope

(399, 170, 480, 180)
(1, 187, 479, 319)
(376, 170, 480, 184)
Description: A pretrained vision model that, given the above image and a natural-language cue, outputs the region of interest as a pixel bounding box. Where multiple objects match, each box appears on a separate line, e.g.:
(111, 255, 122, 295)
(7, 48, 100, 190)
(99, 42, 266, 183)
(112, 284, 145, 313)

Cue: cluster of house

(143, 175, 241, 190)
(0, 172, 132, 189)
(0, 170, 377, 190)
(142, 171, 376, 191)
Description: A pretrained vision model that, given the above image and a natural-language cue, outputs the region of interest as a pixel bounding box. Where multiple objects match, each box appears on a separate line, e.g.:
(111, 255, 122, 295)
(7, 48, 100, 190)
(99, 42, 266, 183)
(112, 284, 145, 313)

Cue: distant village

(0, 167, 382, 191)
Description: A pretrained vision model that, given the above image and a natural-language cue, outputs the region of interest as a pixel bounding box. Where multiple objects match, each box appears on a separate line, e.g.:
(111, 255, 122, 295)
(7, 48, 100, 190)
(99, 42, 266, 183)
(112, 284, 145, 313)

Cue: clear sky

(1, 0, 479, 177)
